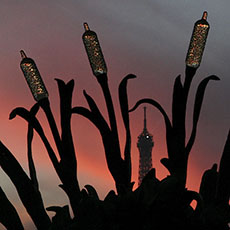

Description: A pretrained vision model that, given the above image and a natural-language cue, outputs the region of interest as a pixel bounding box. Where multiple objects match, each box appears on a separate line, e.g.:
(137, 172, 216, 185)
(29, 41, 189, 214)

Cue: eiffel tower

(137, 107, 154, 186)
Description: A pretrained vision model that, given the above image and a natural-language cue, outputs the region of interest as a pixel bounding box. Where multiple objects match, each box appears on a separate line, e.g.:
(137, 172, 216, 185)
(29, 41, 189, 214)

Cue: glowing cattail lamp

(186, 11, 210, 68)
(82, 23, 107, 77)
(20, 50, 49, 101)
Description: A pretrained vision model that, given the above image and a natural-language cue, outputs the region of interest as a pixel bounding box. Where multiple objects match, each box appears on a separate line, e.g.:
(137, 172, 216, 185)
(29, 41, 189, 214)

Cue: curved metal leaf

(186, 75, 220, 155)
(72, 104, 124, 189)
(129, 98, 172, 140)
(83, 90, 103, 116)
(9, 107, 59, 169)
(27, 103, 40, 190)
(72, 106, 117, 166)
(10, 107, 44, 134)
(160, 158, 172, 173)
(84, 184, 99, 200)
(104, 190, 117, 202)
(0, 187, 24, 229)
(46, 205, 71, 228)
(72, 106, 93, 119)
(119, 74, 136, 129)
(118, 74, 136, 174)
(216, 130, 230, 205)
(0, 141, 51, 228)
(199, 163, 218, 205)
(46, 206, 63, 213)
(83, 90, 111, 133)
(72, 106, 110, 136)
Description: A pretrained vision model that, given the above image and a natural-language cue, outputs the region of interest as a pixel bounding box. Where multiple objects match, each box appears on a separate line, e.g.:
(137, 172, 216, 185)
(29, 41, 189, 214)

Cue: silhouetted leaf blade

(186, 75, 220, 155)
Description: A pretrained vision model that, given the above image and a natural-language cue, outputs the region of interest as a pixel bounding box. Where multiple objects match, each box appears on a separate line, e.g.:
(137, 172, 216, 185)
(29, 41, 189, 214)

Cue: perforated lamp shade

(20, 50, 49, 101)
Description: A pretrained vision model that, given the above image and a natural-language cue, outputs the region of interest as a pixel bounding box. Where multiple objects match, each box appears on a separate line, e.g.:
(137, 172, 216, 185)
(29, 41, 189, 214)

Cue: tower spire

(144, 106, 147, 131)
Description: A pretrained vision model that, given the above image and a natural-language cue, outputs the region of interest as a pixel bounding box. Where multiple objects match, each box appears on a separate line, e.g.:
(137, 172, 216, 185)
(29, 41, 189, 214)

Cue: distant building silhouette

(137, 107, 154, 186)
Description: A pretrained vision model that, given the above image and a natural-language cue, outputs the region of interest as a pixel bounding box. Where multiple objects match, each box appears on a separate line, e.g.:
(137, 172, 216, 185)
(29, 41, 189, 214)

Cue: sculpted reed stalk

(82, 23, 107, 77)
(186, 11, 210, 68)
(20, 50, 49, 101)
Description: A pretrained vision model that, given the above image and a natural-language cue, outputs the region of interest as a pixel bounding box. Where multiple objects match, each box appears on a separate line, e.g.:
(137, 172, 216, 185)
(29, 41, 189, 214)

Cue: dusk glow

(0, 1, 229, 229)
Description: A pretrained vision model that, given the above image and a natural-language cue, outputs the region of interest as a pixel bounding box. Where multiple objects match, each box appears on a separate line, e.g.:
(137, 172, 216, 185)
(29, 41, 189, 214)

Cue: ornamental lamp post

(81, 23, 133, 194)
(20, 50, 49, 101)
(19, 50, 81, 216)
(129, 11, 217, 188)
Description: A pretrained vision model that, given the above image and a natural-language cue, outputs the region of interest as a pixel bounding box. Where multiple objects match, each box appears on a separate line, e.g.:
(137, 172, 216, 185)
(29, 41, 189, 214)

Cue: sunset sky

(0, 1, 229, 229)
